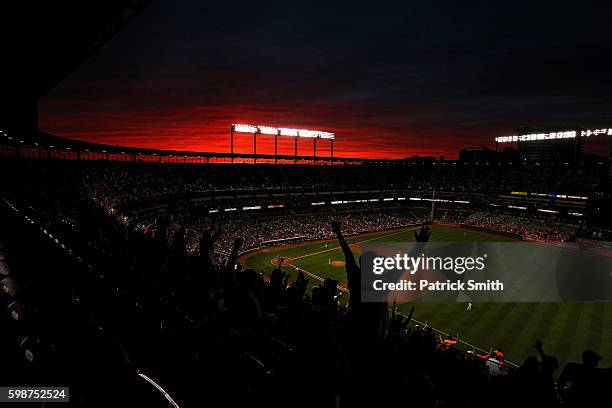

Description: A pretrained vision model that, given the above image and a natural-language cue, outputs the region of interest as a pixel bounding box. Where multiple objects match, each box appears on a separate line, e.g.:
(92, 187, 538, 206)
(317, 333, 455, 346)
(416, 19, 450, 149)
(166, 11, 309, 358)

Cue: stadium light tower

(494, 127, 612, 144)
(231, 124, 335, 164)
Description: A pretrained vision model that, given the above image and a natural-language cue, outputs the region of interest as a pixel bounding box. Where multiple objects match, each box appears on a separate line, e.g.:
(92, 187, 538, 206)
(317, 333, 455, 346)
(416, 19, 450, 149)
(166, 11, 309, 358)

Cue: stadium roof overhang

(0, 1, 155, 132)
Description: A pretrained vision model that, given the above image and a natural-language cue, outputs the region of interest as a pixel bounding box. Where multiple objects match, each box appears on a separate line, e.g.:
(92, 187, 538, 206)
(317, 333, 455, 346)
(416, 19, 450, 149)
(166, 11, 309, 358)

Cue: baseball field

(241, 225, 612, 370)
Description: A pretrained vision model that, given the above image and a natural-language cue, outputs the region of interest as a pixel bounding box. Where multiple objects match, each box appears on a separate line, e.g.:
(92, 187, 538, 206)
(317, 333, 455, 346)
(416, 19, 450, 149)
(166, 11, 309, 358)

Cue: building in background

(458, 146, 517, 162)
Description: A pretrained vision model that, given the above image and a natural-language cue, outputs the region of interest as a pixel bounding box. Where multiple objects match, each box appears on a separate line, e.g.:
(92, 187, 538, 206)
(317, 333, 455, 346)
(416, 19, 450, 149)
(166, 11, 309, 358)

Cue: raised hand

(330, 219, 341, 234)
(294, 271, 310, 293)
(414, 223, 431, 242)
(211, 222, 222, 241)
(232, 237, 244, 251)
(225, 237, 244, 271)
(533, 339, 548, 358)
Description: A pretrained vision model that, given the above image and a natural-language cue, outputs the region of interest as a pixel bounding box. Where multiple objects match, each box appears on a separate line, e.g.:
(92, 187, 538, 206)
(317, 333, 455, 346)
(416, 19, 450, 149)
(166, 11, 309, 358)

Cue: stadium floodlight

(494, 128, 612, 143)
(232, 124, 335, 139)
(258, 126, 278, 135)
(279, 127, 299, 137)
(234, 124, 258, 133)
(230, 123, 335, 164)
(296, 129, 317, 138)
(296, 129, 335, 139)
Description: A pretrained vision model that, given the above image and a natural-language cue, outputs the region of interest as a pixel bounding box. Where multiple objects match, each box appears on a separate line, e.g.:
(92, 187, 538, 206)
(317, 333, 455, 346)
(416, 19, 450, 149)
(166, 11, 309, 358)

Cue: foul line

(284, 260, 338, 285)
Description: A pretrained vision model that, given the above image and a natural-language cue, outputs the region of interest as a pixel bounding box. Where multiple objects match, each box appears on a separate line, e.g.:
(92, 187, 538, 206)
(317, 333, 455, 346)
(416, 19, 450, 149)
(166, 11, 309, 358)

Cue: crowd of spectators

(149, 207, 577, 260)
(1, 157, 610, 407)
(162, 211, 421, 256)
(436, 210, 579, 241)
(1, 159, 604, 245)
(75, 160, 607, 208)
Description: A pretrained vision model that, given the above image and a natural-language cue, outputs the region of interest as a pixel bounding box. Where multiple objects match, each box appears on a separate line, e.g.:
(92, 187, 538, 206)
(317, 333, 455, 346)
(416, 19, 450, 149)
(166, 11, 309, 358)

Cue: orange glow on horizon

(38, 102, 489, 160)
(39, 120, 464, 160)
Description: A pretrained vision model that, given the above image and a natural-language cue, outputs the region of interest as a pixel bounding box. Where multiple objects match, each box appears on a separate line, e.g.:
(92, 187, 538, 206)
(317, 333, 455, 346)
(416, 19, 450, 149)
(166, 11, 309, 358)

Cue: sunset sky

(39, 0, 612, 159)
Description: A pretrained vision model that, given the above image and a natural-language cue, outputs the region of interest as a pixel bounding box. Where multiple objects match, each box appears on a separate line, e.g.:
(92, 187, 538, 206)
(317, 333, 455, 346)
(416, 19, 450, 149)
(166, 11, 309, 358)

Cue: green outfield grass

(242, 226, 612, 370)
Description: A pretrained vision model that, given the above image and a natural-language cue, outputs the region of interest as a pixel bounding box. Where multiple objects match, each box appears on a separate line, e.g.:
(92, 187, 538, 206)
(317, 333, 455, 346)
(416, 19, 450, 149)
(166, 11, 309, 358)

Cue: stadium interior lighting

(537, 208, 559, 214)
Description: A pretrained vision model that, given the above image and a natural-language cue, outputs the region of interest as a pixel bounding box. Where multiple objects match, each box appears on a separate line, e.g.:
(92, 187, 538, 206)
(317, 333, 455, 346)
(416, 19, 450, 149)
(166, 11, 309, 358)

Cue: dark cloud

(40, 0, 612, 158)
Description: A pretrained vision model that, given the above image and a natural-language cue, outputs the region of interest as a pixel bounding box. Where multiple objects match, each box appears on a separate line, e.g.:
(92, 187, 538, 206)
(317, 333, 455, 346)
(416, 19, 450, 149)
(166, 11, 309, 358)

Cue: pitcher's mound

(330, 260, 346, 267)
